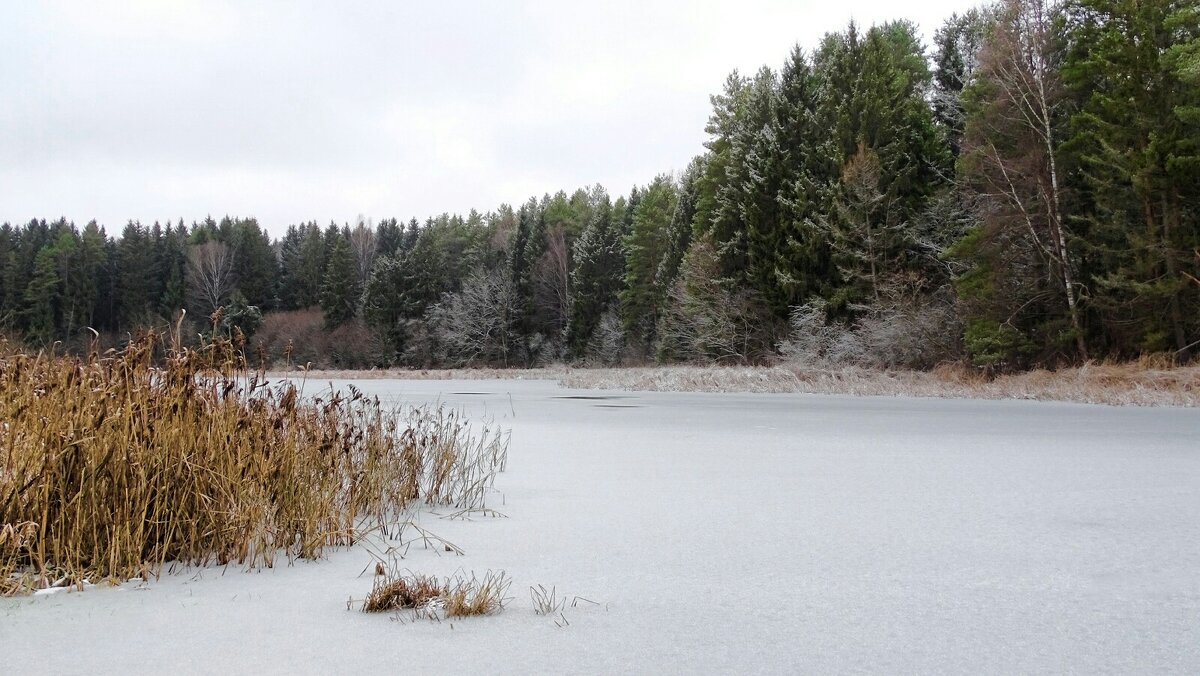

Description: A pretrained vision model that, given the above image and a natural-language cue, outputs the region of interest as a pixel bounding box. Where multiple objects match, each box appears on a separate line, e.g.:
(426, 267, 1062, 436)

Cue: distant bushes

(252, 308, 386, 369)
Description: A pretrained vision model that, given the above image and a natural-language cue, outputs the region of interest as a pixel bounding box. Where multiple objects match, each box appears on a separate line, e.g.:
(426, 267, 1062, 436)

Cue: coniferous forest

(3, 0, 1198, 370)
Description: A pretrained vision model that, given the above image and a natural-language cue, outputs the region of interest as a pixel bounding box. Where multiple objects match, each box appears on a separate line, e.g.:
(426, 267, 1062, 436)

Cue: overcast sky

(2, 0, 979, 236)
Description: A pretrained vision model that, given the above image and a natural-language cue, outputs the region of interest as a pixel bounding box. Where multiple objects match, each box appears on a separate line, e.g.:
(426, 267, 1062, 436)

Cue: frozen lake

(4, 380, 1199, 674)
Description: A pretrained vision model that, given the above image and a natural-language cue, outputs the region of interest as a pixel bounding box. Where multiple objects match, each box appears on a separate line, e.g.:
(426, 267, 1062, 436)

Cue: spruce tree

(117, 221, 157, 328)
(621, 175, 678, 353)
(230, 218, 277, 310)
(1062, 0, 1200, 356)
(23, 246, 60, 344)
(567, 195, 624, 356)
(320, 235, 360, 328)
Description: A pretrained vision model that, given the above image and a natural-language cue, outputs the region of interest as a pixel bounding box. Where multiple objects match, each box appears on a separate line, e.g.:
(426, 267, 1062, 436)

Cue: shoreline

(266, 362, 1200, 408)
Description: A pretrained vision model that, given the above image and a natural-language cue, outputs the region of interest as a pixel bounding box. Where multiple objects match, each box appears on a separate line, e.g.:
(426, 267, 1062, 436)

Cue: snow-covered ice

(3, 380, 1198, 674)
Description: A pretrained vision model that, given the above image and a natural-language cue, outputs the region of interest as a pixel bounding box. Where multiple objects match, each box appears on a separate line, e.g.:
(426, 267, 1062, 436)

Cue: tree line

(2, 0, 1197, 369)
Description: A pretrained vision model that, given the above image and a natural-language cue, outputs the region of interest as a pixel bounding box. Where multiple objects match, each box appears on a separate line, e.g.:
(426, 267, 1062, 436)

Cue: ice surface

(3, 380, 1198, 674)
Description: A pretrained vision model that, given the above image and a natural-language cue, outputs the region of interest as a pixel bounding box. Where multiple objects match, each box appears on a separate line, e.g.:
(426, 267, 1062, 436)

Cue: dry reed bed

(267, 366, 570, 381)
(0, 334, 507, 596)
(559, 363, 1200, 407)
(276, 361, 1200, 407)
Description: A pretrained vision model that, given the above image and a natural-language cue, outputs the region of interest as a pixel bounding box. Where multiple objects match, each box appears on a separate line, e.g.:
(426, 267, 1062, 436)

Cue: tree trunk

(1163, 193, 1188, 356)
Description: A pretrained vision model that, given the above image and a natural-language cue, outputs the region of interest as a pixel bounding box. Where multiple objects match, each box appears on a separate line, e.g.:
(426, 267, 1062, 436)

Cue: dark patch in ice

(554, 395, 632, 401)
(450, 392, 491, 395)
(594, 404, 643, 408)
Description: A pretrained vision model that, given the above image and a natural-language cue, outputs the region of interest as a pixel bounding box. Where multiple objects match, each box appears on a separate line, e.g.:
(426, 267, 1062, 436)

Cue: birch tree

(349, 216, 377, 287)
(187, 240, 236, 316)
(960, 0, 1088, 360)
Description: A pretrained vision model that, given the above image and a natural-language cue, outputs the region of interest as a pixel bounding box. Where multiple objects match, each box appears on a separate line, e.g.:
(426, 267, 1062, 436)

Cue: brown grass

(361, 569, 511, 618)
(0, 332, 507, 596)
(362, 572, 444, 613)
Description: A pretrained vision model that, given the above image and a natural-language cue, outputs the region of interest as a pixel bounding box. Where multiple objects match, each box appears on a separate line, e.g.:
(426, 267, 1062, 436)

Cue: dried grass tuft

(360, 569, 511, 619)
(443, 570, 511, 618)
(362, 572, 444, 613)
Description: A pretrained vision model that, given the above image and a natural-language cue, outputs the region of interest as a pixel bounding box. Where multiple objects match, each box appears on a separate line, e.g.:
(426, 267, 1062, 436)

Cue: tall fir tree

(621, 174, 678, 354)
(320, 234, 360, 328)
(567, 195, 624, 356)
(1062, 0, 1200, 356)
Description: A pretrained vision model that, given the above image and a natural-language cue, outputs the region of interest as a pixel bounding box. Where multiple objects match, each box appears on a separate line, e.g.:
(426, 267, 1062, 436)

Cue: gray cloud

(1, 0, 978, 235)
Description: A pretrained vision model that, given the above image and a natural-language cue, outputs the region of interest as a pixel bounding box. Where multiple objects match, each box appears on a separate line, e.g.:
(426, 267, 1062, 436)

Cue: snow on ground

(3, 380, 1199, 674)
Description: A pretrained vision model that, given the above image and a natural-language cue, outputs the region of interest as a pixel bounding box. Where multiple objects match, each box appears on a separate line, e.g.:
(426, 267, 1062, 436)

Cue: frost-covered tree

(815, 143, 908, 306)
(427, 267, 519, 366)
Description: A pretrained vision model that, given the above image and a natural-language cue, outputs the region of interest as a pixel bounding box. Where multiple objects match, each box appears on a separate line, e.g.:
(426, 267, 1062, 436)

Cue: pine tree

(52, 226, 91, 340)
(0, 223, 19, 329)
(655, 157, 703, 300)
(932, 10, 991, 158)
(811, 21, 949, 314)
(773, 46, 834, 311)
(157, 221, 187, 319)
(23, 246, 60, 345)
(376, 218, 404, 258)
(693, 71, 749, 265)
(724, 67, 789, 312)
(362, 254, 409, 358)
(815, 143, 908, 306)
(402, 218, 420, 253)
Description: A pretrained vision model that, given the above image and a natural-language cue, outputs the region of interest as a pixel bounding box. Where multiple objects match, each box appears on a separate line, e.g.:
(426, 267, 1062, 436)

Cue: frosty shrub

(780, 294, 961, 370)
(585, 310, 626, 366)
(427, 267, 519, 367)
(778, 300, 867, 367)
(855, 295, 962, 369)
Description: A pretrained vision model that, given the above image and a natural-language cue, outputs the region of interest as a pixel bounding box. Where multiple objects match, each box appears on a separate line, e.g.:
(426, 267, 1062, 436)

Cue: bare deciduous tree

(426, 267, 518, 366)
(187, 241, 236, 315)
(533, 225, 571, 339)
(349, 216, 377, 287)
(657, 237, 777, 364)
